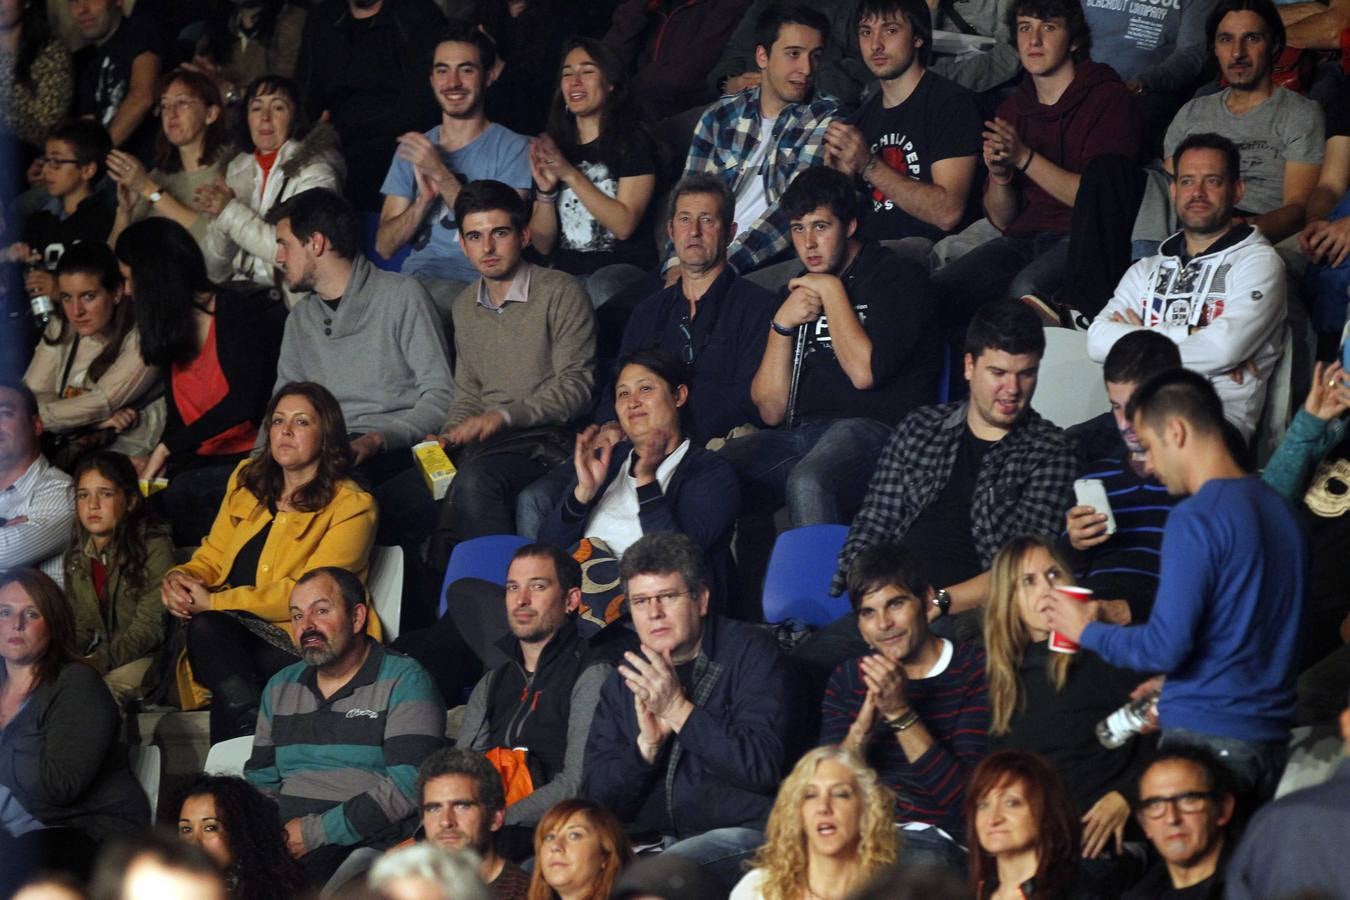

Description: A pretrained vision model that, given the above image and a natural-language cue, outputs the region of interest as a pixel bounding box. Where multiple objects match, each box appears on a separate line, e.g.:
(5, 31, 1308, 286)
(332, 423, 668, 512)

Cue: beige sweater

(446, 265, 596, 429)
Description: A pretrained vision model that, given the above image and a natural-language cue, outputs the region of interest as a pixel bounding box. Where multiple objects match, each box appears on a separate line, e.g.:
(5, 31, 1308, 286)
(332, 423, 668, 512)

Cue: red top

(255, 147, 280, 192)
(171, 319, 256, 456)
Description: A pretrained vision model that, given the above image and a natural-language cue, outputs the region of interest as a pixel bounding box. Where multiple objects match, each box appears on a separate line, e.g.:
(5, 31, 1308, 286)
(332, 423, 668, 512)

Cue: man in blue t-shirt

(1045, 368, 1305, 804)
(375, 22, 531, 330)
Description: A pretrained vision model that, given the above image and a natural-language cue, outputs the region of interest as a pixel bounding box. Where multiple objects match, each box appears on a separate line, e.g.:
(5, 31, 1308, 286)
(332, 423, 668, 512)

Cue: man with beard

(822, 0, 981, 247)
(1162, 0, 1324, 245)
(245, 567, 446, 886)
(376, 22, 533, 329)
(1088, 133, 1288, 442)
(454, 545, 613, 854)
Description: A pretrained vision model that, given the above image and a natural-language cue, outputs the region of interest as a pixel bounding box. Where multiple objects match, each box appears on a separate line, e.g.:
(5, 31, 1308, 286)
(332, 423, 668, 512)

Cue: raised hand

(572, 424, 614, 504)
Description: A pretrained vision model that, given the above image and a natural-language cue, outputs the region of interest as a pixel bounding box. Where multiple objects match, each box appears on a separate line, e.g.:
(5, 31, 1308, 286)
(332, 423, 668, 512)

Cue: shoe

(1019, 294, 1063, 327)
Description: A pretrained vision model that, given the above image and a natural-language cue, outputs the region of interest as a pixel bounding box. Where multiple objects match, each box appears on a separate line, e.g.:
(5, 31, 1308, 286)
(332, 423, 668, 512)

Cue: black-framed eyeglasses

(1138, 791, 1218, 818)
(38, 157, 81, 168)
(629, 590, 692, 611)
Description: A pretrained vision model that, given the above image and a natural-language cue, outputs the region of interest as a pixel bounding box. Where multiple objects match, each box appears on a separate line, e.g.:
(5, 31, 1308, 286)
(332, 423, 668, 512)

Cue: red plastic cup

(1049, 585, 1094, 654)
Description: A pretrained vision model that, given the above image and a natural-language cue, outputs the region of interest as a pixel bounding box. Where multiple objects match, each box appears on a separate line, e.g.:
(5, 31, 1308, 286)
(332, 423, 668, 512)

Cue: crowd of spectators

(3, 0, 1350, 896)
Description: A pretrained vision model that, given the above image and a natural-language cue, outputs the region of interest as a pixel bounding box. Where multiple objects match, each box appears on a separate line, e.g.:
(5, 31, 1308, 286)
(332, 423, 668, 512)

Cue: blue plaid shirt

(672, 87, 839, 274)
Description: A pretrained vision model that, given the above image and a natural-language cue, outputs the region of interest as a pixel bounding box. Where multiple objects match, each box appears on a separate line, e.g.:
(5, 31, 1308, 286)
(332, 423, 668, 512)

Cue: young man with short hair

(1044, 369, 1305, 802)
(719, 166, 939, 528)
(69, 0, 160, 154)
(1089, 133, 1288, 442)
(584, 532, 789, 890)
(822, 543, 988, 870)
(823, 0, 981, 244)
(455, 545, 612, 846)
(1064, 330, 1183, 623)
(931, 0, 1141, 330)
(1124, 747, 1235, 900)
(1163, 0, 1324, 245)
(675, 4, 839, 277)
(377, 23, 532, 324)
(416, 748, 530, 898)
(245, 567, 446, 886)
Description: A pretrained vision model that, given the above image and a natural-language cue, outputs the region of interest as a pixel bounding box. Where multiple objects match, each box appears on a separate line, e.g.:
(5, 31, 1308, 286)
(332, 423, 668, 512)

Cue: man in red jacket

(931, 0, 1141, 334)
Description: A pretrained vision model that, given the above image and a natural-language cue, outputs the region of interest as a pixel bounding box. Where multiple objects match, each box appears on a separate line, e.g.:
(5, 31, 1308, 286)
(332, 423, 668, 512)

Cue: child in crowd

(65, 450, 174, 706)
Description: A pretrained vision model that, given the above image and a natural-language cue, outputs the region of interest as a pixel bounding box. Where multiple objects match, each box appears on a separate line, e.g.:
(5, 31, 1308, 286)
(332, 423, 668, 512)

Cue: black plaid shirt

(832, 401, 1078, 595)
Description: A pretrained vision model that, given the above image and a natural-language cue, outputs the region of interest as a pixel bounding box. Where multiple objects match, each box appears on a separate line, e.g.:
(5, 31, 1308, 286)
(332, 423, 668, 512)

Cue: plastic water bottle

(1096, 691, 1159, 749)
(27, 263, 55, 331)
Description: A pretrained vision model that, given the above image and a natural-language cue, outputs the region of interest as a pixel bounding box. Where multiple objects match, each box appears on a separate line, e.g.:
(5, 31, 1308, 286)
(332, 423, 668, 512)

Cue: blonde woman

(730, 747, 897, 900)
(985, 536, 1152, 866)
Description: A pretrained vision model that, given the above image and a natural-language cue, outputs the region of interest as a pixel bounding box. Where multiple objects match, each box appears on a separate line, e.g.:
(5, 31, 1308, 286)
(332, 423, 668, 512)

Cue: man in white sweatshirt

(1087, 132, 1286, 441)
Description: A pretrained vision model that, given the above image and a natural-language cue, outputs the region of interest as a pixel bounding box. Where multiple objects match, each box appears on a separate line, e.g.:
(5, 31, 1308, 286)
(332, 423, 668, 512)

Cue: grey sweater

(446, 265, 595, 429)
(275, 255, 453, 450)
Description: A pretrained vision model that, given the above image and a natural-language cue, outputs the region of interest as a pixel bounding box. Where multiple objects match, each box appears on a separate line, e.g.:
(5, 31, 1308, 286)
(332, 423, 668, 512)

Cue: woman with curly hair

(731, 746, 897, 900)
(528, 799, 633, 900)
(985, 537, 1150, 865)
(966, 750, 1090, 900)
(160, 381, 379, 743)
(175, 774, 305, 900)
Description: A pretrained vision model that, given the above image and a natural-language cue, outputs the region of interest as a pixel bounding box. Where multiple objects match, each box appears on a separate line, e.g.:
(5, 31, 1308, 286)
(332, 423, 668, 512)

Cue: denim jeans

(1160, 727, 1289, 805)
(931, 231, 1071, 331)
(580, 263, 651, 309)
(663, 827, 765, 894)
(515, 459, 577, 539)
(897, 824, 967, 874)
(717, 418, 893, 526)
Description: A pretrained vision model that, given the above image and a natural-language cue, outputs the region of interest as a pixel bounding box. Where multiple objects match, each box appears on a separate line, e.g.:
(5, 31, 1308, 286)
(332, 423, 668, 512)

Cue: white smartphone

(1073, 478, 1117, 536)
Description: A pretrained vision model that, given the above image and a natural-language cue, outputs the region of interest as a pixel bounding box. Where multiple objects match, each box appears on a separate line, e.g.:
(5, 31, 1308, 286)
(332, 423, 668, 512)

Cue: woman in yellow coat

(160, 381, 380, 742)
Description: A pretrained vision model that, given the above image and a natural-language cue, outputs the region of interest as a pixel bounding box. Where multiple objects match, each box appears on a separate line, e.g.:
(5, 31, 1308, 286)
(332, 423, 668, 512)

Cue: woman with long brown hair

(160, 381, 379, 743)
(527, 799, 633, 900)
(731, 746, 897, 900)
(985, 536, 1151, 868)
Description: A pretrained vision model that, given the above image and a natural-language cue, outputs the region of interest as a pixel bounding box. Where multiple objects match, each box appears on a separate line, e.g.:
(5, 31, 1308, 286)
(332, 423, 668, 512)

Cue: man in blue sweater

(1044, 368, 1305, 803)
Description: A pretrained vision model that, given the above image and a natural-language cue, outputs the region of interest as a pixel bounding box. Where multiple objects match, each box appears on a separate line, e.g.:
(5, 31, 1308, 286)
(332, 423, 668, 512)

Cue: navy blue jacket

(598, 268, 775, 444)
(583, 615, 788, 838)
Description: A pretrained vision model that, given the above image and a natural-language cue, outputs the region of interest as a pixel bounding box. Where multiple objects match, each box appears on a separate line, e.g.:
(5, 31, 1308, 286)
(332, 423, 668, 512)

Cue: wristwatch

(147, 190, 163, 205)
(933, 588, 952, 618)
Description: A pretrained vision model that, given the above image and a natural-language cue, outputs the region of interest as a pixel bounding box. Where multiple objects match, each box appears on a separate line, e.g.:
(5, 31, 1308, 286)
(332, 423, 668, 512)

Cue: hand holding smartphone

(1073, 478, 1117, 536)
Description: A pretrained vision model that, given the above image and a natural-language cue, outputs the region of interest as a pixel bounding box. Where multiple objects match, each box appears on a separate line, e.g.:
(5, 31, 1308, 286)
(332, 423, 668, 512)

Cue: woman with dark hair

(198, 74, 344, 307)
(0, 0, 72, 154)
(984, 536, 1151, 867)
(966, 750, 1097, 900)
(160, 381, 380, 742)
(116, 217, 284, 546)
(107, 67, 232, 251)
(175, 774, 306, 900)
(528, 799, 633, 900)
(65, 451, 174, 706)
(0, 568, 150, 874)
(539, 347, 738, 557)
(528, 36, 657, 308)
(22, 240, 161, 461)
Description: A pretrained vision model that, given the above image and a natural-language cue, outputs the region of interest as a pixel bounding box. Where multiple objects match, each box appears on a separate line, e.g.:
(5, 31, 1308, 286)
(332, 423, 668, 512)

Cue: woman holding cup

(983, 536, 1154, 870)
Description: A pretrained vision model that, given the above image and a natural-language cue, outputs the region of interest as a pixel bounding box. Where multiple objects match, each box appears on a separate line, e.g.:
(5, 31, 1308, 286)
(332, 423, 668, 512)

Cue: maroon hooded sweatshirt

(995, 59, 1142, 238)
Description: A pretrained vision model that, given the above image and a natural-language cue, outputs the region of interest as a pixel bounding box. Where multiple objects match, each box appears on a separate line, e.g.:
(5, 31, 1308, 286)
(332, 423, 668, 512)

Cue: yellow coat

(172, 461, 381, 709)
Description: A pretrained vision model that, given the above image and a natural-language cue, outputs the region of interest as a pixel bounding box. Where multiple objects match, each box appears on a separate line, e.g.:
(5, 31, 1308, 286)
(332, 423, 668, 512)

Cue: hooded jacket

(204, 122, 346, 306)
(996, 59, 1141, 237)
(1088, 224, 1287, 440)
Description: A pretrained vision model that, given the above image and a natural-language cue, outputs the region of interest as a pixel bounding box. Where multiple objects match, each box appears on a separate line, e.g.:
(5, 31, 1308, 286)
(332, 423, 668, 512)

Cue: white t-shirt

(733, 116, 776, 242)
(729, 867, 767, 900)
(583, 439, 692, 556)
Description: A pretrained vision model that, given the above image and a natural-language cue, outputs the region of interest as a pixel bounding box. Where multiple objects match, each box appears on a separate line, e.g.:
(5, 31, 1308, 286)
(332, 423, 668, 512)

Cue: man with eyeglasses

(584, 532, 790, 892)
(1124, 747, 1235, 900)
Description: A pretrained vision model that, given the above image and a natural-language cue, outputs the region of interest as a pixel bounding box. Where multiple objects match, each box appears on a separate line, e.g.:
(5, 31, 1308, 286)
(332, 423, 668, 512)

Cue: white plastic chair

(128, 744, 161, 818)
(1032, 327, 1109, 428)
(368, 545, 404, 641)
(203, 735, 254, 778)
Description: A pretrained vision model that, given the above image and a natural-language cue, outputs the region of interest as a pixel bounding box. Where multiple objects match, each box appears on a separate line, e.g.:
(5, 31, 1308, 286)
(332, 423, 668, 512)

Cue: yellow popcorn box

(138, 477, 169, 497)
(413, 440, 456, 500)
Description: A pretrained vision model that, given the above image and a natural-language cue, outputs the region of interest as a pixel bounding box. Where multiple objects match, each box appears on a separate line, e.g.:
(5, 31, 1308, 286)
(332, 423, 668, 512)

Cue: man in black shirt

(70, 0, 161, 158)
(823, 0, 981, 244)
(719, 166, 940, 527)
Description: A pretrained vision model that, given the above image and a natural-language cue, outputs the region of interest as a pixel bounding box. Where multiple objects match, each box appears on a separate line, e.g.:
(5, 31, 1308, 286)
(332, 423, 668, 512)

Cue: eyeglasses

(157, 97, 203, 117)
(1138, 791, 1217, 818)
(629, 590, 692, 611)
(38, 156, 81, 168)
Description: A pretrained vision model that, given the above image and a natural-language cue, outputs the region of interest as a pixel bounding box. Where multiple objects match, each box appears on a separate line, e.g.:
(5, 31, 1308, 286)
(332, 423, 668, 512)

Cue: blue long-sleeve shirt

(1079, 477, 1305, 743)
